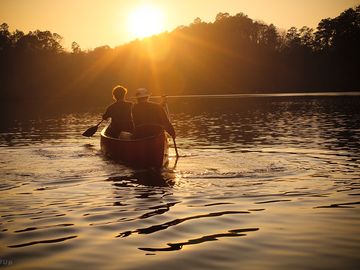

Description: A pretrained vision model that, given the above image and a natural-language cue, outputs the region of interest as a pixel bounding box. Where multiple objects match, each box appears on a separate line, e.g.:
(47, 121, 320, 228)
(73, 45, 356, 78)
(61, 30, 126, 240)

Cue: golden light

(127, 5, 165, 39)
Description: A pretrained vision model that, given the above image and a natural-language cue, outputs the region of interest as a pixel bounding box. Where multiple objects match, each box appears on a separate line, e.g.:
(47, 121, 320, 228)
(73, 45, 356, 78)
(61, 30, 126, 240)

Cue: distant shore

(148, 91, 360, 99)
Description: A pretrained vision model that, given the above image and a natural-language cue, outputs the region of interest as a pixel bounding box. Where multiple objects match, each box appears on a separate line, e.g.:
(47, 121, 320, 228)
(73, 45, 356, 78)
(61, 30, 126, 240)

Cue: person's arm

(102, 105, 111, 120)
(159, 106, 176, 138)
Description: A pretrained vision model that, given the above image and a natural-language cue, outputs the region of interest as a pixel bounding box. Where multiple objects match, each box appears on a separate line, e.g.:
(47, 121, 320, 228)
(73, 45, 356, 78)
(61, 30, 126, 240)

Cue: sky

(1, 0, 359, 50)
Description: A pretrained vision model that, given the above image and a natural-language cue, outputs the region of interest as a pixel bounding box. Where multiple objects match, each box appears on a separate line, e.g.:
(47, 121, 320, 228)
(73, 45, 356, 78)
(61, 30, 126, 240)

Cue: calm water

(1, 94, 360, 270)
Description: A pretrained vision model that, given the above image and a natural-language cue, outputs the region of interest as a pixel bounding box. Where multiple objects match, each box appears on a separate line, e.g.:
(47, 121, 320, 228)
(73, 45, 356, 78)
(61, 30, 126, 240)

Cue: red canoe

(100, 127, 169, 168)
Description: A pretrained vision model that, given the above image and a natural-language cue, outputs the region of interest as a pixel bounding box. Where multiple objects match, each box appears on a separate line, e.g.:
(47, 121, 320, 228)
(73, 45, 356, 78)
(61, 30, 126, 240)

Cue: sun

(127, 5, 165, 39)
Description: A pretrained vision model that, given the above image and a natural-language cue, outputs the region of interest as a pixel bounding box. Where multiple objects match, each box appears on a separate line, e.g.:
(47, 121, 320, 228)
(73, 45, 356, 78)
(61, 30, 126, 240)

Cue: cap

(135, 88, 151, 98)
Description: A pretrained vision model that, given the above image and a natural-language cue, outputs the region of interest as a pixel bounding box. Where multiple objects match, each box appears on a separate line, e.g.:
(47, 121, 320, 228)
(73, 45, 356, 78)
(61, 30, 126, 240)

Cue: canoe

(100, 127, 169, 168)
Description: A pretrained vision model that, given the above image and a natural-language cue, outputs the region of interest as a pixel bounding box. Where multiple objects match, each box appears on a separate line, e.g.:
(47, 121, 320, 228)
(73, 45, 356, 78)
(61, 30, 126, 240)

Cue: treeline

(0, 6, 359, 104)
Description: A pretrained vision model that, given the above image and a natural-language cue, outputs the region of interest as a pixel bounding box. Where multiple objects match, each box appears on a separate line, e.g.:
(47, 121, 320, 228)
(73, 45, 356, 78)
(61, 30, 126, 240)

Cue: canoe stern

(100, 128, 168, 168)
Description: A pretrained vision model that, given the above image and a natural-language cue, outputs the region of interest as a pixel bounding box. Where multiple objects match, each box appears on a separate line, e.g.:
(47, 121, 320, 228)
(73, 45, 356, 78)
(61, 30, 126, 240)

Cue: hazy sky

(1, 0, 359, 50)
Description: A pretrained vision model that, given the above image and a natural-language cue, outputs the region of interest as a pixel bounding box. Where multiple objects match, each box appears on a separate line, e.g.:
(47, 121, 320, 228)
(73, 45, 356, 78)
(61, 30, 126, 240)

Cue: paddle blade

(82, 125, 98, 137)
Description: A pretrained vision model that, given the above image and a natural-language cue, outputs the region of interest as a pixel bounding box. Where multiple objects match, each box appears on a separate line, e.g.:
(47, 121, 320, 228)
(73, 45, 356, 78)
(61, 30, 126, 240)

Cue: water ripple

(14, 223, 74, 233)
(314, 201, 360, 208)
(8, 235, 78, 248)
(116, 211, 250, 238)
(139, 228, 259, 252)
(255, 199, 292, 204)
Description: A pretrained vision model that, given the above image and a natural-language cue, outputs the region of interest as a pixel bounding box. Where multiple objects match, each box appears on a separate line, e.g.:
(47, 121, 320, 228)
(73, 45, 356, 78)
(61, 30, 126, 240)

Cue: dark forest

(1, 6, 359, 105)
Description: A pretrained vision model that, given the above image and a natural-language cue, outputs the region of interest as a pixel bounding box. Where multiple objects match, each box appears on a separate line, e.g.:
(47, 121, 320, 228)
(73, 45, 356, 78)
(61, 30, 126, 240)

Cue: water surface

(1, 94, 360, 269)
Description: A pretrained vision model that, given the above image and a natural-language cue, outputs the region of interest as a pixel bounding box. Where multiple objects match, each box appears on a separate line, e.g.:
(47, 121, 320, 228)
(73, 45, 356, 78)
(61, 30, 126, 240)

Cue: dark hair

(112, 85, 127, 101)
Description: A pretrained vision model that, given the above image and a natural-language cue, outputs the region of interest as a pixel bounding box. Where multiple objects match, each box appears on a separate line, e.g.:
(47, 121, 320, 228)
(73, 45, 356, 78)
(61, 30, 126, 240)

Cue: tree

(215, 12, 230, 22)
(12, 30, 25, 44)
(285, 27, 301, 48)
(14, 30, 64, 52)
(0, 23, 11, 51)
(299, 26, 315, 49)
(257, 23, 280, 49)
(315, 18, 335, 50)
(315, 5, 360, 52)
(71, 41, 81, 53)
(192, 17, 203, 25)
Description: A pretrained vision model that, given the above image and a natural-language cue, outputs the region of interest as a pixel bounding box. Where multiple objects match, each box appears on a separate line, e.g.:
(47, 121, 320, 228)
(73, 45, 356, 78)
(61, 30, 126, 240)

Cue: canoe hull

(100, 128, 168, 168)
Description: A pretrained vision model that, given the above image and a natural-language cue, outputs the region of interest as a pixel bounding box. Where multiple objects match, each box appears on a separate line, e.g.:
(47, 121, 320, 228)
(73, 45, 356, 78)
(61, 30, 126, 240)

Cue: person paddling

(132, 88, 176, 139)
(102, 85, 134, 138)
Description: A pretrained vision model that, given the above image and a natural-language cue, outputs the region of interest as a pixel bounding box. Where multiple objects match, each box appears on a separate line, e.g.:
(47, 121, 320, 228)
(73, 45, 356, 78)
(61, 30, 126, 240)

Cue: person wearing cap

(132, 88, 176, 139)
(102, 85, 134, 138)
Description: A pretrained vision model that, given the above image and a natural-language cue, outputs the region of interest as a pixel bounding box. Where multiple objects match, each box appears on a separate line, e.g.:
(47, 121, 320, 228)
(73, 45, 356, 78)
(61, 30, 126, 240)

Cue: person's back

(132, 101, 166, 127)
(132, 88, 175, 139)
(103, 85, 134, 138)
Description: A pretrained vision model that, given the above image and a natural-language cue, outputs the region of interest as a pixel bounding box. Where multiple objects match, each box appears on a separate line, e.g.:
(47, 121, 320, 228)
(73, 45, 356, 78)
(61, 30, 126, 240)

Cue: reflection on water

(0, 94, 360, 270)
(139, 227, 259, 252)
(110, 169, 177, 187)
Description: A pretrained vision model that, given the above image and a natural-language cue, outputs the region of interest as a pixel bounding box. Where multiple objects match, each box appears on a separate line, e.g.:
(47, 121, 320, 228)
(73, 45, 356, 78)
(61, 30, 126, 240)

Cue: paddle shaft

(96, 119, 103, 127)
(172, 136, 179, 158)
(162, 97, 179, 158)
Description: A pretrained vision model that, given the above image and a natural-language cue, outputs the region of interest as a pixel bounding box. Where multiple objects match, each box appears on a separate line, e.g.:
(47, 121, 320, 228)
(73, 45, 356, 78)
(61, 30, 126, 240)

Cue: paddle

(82, 120, 103, 137)
(162, 96, 179, 158)
(172, 136, 179, 158)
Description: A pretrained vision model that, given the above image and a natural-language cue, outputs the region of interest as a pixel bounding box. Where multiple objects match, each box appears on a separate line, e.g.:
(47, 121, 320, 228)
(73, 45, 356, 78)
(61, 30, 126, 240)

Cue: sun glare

(127, 5, 165, 39)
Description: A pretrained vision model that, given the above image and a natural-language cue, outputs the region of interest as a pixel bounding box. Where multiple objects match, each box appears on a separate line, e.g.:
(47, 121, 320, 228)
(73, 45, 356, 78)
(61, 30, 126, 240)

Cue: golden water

(1, 95, 359, 269)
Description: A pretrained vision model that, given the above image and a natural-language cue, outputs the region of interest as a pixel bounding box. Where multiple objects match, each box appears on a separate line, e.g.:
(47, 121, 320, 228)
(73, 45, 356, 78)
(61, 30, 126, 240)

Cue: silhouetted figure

(132, 88, 176, 139)
(103, 85, 134, 138)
